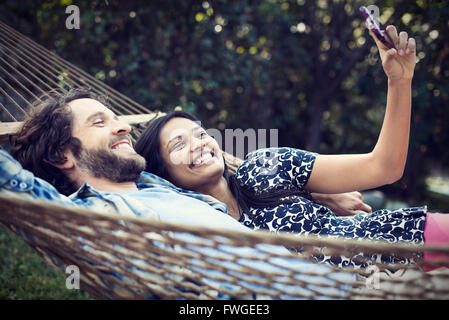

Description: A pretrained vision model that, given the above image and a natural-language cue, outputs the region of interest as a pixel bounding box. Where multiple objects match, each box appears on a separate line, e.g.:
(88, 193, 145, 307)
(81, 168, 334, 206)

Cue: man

(0, 88, 356, 299)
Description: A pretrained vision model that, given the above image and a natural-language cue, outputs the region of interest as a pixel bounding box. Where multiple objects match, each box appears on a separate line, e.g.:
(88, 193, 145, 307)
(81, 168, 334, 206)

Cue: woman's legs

(423, 212, 449, 271)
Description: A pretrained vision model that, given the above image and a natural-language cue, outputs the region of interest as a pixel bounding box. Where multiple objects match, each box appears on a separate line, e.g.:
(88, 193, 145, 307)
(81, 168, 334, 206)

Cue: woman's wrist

(310, 193, 329, 204)
(388, 77, 412, 87)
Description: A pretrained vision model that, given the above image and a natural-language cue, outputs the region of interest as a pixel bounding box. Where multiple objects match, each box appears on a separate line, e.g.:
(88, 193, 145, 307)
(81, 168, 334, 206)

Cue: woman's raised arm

(305, 25, 416, 194)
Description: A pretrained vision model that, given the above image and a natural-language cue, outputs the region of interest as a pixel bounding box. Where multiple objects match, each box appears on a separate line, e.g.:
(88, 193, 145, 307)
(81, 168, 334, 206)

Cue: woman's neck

(196, 177, 241, 221)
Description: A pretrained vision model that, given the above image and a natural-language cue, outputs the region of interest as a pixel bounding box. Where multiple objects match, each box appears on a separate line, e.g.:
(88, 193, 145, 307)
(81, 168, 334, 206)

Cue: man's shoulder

(0, 149, 23, 181)
(137, 171, 176, 188)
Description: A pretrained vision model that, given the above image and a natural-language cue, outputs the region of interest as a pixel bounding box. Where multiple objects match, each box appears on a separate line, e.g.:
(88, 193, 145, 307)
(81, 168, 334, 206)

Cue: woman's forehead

(162, 117, 201, 138)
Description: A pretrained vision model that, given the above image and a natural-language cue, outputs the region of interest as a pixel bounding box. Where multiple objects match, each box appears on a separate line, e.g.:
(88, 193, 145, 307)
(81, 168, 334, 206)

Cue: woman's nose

(190, 135, 206, 151)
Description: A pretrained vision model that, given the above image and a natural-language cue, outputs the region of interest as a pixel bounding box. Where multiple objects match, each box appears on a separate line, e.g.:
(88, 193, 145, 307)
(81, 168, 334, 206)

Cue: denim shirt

(0, 149, 227, 215)
(0, 149, 355, 299)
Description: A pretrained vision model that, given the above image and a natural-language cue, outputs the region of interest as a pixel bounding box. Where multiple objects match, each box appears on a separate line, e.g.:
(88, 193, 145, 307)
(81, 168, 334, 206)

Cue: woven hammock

(1, 20, 449, 300)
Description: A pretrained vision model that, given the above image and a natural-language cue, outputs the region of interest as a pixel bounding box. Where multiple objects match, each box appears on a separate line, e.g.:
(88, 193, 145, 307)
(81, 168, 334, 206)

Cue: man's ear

(51, 152, 75, 170)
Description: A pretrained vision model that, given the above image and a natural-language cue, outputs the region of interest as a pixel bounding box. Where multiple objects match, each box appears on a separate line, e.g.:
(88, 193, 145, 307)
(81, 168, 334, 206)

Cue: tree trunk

(402, 145, 426, 202)
(306, 95, 326, 152)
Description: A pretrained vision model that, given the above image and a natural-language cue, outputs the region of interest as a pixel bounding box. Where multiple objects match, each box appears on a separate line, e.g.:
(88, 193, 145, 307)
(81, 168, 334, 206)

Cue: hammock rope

(0, 20, 150, 120)
(1, 192, 449, 300)
(0, 21, 147, 114)
(1, 20, 449, 300)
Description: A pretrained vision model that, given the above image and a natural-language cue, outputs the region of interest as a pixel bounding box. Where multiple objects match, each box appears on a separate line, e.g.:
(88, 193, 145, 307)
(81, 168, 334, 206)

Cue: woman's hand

(371, 25, 416, 81)
(304, 25, 416, 194)
(311, 192, 372, 216)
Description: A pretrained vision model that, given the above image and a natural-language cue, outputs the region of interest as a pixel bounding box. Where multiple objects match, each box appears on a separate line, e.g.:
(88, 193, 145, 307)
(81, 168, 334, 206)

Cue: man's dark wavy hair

(10, 87, 108, 196)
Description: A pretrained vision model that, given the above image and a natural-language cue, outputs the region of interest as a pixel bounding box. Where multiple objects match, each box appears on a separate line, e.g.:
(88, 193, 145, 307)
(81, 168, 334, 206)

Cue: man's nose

(112, 119, 131, 135)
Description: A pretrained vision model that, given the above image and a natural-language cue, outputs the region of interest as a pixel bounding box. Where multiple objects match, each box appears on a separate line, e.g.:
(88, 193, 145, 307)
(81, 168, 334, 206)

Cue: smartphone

(359, 6, 395, 49)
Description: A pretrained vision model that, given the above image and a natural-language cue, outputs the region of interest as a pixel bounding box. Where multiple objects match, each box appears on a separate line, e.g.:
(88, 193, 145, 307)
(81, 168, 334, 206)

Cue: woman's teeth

(197, 153, 212, 163)
(191, 151, 215, 168)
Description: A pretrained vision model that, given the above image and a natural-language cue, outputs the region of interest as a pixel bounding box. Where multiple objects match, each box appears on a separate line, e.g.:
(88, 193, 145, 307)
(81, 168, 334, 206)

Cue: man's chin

(111, 147, 137, 155)
(111, 148, 145, 161)
(76, 147, 146, 183)
(115, 152, 147, 175)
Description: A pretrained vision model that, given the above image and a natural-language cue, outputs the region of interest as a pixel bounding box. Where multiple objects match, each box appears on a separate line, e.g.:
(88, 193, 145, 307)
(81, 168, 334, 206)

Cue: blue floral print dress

(235, 147, 427, 268)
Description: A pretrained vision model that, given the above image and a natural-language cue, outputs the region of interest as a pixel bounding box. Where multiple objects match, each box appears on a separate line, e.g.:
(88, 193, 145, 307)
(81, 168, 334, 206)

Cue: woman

(135, 26, 449, 269)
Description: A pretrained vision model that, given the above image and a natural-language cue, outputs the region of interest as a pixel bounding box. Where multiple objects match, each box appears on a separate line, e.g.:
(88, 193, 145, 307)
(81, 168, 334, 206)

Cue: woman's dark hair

(134, 111, 312, 217)
(10, 87, 108, 196)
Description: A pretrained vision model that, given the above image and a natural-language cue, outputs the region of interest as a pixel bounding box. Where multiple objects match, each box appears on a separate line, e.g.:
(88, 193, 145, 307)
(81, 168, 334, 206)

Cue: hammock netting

(1, 20, 449, 300)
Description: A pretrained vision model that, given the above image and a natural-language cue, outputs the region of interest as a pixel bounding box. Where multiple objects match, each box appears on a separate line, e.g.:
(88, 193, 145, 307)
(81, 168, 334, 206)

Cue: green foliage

(0, 0, 449, 299)
(0, 224, 91, 299)
(0, 0, 447, 200)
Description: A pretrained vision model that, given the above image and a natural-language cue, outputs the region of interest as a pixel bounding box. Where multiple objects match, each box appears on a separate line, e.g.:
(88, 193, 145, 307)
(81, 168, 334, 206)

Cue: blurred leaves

(0, 0, 448, 204)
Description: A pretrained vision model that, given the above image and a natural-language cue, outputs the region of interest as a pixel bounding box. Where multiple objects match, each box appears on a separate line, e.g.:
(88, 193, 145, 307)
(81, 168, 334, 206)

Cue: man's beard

(75, 146, 146, 183)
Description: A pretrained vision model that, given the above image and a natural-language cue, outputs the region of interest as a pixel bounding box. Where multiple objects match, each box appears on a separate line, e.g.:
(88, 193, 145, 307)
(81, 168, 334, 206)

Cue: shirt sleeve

(0, 149, 75, 207)
(234, 147, 317, 194)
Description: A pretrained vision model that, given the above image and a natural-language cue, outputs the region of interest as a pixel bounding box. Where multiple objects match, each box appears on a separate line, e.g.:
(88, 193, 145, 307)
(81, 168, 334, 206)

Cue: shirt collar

(69, 183, 102, 200)
(136, 171, 179, 190)
(137, 172, 228, 213)
(69, 171, 228, 213)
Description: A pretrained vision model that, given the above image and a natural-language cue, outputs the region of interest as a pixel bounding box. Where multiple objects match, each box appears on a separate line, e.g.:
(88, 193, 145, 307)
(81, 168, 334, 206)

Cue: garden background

(0, 0, 448, 299)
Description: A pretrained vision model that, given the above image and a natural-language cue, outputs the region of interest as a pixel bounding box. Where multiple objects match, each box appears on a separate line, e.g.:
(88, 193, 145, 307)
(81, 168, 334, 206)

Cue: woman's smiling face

(159, 117, 225, 190)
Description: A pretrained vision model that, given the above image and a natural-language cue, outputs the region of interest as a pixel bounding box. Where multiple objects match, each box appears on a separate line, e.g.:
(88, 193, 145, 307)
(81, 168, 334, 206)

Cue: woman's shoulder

(234, 147, 318, 190)
(243, 147, 316, 163)
(238, 147, 317, 172)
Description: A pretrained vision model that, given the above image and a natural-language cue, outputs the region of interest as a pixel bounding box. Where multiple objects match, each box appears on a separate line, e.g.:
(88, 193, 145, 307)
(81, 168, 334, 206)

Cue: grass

(0, 224, 91, 300)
